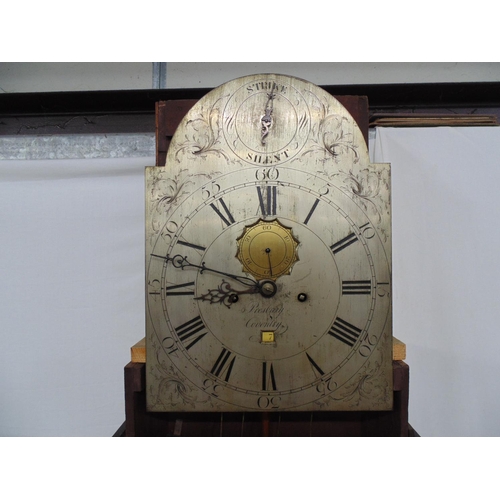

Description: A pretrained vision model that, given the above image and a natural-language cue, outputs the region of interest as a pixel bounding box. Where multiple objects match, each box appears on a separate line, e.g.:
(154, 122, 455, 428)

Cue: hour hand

(195, 276, 278, 308)
(195, 279, 260, 308)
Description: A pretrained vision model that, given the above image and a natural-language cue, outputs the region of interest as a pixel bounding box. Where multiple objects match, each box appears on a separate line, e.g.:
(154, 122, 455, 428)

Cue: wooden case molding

(121, 359, 411, 437)
(2, 82, 499, 137)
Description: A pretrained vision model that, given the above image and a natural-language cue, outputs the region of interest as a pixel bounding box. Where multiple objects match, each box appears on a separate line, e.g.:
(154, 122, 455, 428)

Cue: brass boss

(236, 219, 299, 280)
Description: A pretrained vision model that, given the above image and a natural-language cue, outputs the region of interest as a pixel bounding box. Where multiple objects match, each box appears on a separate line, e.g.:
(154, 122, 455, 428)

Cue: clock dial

(146, 74, 393, 412)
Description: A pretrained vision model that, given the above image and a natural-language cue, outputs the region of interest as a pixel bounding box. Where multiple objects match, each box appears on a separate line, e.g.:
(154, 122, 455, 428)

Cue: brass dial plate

(145, 74, 393, 412)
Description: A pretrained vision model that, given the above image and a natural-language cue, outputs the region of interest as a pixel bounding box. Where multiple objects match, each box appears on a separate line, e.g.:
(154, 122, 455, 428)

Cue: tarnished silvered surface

(145, 74, 392, 411)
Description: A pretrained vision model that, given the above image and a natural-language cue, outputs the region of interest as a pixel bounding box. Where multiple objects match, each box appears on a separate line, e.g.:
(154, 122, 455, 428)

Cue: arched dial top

(145, 74, 393, 413)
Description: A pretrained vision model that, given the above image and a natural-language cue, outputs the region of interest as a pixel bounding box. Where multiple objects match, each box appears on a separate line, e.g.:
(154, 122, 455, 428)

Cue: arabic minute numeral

(376, 282, 391, 297)
(257, 395, 281, 409)
(202, 182, 221, 199)
(255, 167, 279, 181)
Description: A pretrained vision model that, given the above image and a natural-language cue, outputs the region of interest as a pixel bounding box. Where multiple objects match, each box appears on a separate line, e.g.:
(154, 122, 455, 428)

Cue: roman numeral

(257, 186, 277, 216)
(342, 280, 372, 295)
(210, 198, 235, 226)
(305, 353, 325, 377)
(165, 281, 195, 296)
(303, 198, 320, 225)
(328, 317, 362, 347)
(177, 240, 206, 252)
(175, 316, 208, 350)
(262, 361, 277, 391)
(330, 232, 358, 254)
(210, 348, 236, 382)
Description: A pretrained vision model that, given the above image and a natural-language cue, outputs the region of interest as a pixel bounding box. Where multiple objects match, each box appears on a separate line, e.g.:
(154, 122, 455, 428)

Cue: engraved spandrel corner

(146, 167, 225, 244)
(171, 94, 234, 164)
(333, 164, 392, 237)
(315, 348, 392, 410)
(148, 362, 212, 411)
(146, 167, 194, 242)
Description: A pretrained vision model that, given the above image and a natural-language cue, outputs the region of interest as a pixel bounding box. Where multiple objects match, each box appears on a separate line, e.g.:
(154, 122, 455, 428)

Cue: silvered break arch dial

(145, 74, 393, 412)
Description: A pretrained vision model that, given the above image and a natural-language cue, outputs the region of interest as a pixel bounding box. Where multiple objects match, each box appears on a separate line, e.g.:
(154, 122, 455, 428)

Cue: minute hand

(151, 254, 259, 288)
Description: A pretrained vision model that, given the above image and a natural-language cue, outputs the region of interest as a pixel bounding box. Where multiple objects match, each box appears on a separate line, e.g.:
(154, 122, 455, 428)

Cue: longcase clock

(145, 74, 393, 412)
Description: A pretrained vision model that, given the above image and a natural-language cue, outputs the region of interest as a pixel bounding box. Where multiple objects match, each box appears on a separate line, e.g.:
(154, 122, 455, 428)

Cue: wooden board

(393, 337, 406, 360)
(131, 337, 406, 363)
(131, 338, 146, 363)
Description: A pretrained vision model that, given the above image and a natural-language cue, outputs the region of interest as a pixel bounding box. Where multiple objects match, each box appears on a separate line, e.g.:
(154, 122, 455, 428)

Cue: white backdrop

(0, 157, 152, 436)
(371, 127, 500, 437)
(2, 128, 500, 436)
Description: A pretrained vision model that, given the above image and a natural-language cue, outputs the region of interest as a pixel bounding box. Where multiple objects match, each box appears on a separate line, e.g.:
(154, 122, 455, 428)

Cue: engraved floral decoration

(149, 365, 201, 410)
(333, 167, 391, 235)
(148, 349, 210, 410)
(317, 113, 359, 163)
(149, 167, 192, 212)
(316, 350, 390, 409)
(147, 168, 222, 244)
(334, 358, 389, 408)
(147, 167, 193, 243)
(298, 93, 359, 164)
(174, 97, 232, 163)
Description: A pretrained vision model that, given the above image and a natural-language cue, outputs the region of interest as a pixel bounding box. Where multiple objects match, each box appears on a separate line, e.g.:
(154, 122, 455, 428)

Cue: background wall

(1, 62, 500, 438)
(0, 157, 151, 436)
(371, 127, 500, 437)
(1, 62, 500, 93)
(164, 62, 500, 87)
